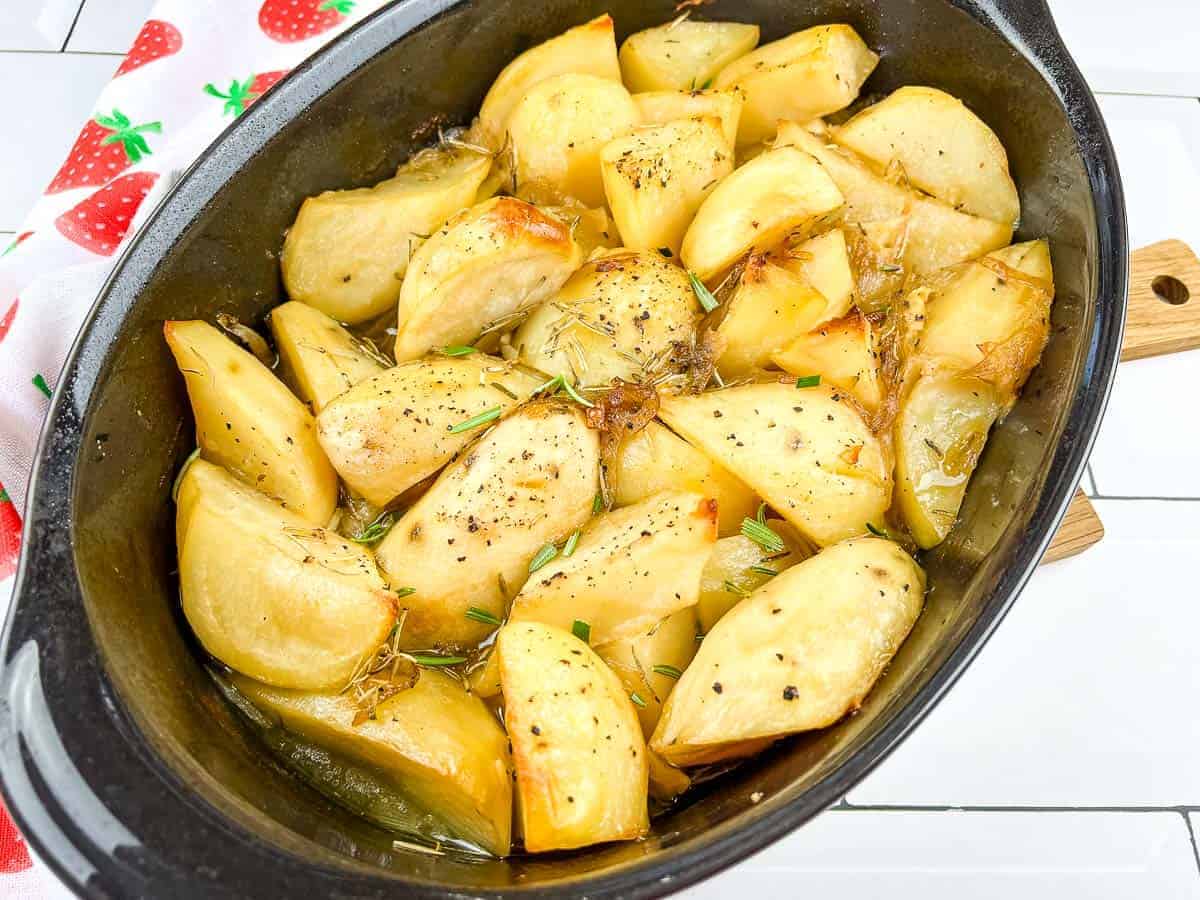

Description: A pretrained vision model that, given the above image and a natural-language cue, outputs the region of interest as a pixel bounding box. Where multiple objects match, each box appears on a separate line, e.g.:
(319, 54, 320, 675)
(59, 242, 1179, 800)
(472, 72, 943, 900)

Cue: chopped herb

(866, 522, 887, 537)
(350, 511, 395, 545)
(592, 492, 604, 516)
(652, 664, 682, 679)
(742, 512, 785, 554)
(749, 564, 778, 577)
(563, 529, 581, 557)
(407, 653, 467, 667)
(439, 344, 477, 357)
(394, 586, 416, 598)
(688, 271, 720, 313)
(534, 373, 594, 408)
(528, 542, 558, 573)
(630, 692, 647, 708)
(879, 263, 903, 273)
(171, 447, 202, 502)
(794, 374, 821, 389)
(465, 606, 501, 626)
(448, 406, 501, 433)
(571, 619, 591, 643)
(658, 247, 673, 258)
(723, 580, 749, 597)
(699, 77, 713, 90)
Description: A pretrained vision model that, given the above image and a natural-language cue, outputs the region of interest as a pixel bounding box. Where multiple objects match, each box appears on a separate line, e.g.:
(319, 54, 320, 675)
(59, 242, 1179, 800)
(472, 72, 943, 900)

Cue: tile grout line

(59, 0, 89, 53)
(1182, 812, 1200, 880)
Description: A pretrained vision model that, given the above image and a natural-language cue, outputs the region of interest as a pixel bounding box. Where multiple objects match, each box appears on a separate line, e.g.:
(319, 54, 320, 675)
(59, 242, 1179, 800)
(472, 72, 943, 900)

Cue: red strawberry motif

(1, 232, 32, 257)
(259, 0, 355, 43)
(0, 797, 31, 873)
(55, 172, 159, 256)
(46, 110, 161, 194)
(204, 70, 290, 117)
(115, 19, 182, 77)
(0, 300, 18, 343)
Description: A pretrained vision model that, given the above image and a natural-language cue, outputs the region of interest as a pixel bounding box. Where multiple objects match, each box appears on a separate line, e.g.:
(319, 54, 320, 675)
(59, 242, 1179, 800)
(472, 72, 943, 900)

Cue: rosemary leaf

(439, 345, 477, 357)
(528, 542, 558, 574)
(630, 692, 648, 708)
(723, 580, 749, 597)
(571, 619, 591, 643)
(741, 517, 786, 554)
(407, 653, 467, 667)
(794, 374, 821, 389)
(592, 492, 604, 516)
(688, 271, 720, 313)
(465, 606, 501, 626)
(350, 511, 395, 545)
(748, 564, 778, 577)
(563, 529, 581, 557)
(866, 522, 887, 537)
(394, 586, 416, 598)
(652, 664, 682, 679)
(448, 406, 501, 434)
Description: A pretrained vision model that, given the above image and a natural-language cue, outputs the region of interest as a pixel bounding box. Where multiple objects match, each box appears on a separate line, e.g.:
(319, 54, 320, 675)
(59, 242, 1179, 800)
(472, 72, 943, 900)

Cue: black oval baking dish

(0, 0, 1126, 896)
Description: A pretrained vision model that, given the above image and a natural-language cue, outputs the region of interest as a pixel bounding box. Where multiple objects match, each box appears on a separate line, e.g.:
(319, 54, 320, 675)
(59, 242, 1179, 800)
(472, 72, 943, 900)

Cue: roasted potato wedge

(776, 122, 1012, 273)
(270, 301, 386, 413)
(394, 197, 582, 361)
(165, 319, 337, 526)
(714, 24, 878, 145)
(916, 239, 1054, 395)
(681, 146, 844, 281)
(176, 460, 396, 691)
(477, 15, 621, 147)
(234, 669, 512, 855)
(611, 420, 757, 536)
(514, 250, 699, 385)
(658, 382, 890, 546)
(772, 311, 883, 414)
(316, 355, 540, 507)
(375, 403, 599, 650)
(835, 86, 1020, 225)
(508, 491, 717, 645)
(780, 228, 855, 321)
(713, 253, 830, 376)
(697, 531, 808, 633)
(281, 145, 492, 324)
(893, 374, 1003, 548)
(652, 538, 924, 765)
(596, 607, 700, 738)
(507, 73, 639, 206)
(544, 204, 619, 257)
(647, 751, 692, 803)
(601, 117, 733, 255)
(499, 622, 649, 851)
(632, 88, 744, 149)
(619, 20, 760, 93)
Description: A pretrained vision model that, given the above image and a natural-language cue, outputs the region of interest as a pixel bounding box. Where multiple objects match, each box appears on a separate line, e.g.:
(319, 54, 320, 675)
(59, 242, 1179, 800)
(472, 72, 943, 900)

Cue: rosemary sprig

(688, 271, 719, 313)
(448, 406, 501, 434)
(534, 373, 594, 408)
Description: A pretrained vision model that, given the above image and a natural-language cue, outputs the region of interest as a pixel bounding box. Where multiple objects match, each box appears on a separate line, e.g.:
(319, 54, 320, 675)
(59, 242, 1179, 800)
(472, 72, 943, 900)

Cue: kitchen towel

(0, 1, 392, 892)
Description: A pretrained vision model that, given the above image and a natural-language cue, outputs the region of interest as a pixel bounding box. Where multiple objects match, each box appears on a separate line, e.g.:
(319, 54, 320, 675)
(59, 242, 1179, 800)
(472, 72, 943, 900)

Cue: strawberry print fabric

(0, 1, 389, 893)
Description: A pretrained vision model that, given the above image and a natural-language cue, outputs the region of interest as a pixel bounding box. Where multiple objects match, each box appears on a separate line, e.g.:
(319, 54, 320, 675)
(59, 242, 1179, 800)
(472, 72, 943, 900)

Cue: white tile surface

(0, 0, 82, 51)
(848, 500, 1200, 806)
(65, 0, 156, 54)
(0, 52, 117, 232)
(1086, 94, 1200, 497)
(1048, 0, 1200, 97)
(684, 811, 1200, 899)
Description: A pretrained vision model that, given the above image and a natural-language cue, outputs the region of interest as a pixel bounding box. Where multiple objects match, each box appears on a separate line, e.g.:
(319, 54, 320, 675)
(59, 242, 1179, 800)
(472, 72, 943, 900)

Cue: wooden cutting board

(1043, 239, 1200, 564)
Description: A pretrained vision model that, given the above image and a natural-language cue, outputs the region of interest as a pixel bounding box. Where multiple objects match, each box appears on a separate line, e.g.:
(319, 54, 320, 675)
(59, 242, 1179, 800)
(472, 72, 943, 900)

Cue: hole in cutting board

(1151, 275, 1189, 305)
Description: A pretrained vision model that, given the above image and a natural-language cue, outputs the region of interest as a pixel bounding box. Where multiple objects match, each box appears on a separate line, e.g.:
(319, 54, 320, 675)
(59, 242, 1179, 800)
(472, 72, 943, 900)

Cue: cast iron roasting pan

(0, 0, 1126, 896)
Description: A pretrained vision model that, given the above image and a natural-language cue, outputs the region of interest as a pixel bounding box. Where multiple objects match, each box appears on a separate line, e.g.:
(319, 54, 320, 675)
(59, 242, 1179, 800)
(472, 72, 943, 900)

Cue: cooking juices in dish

(165, 12, 1055, 856)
